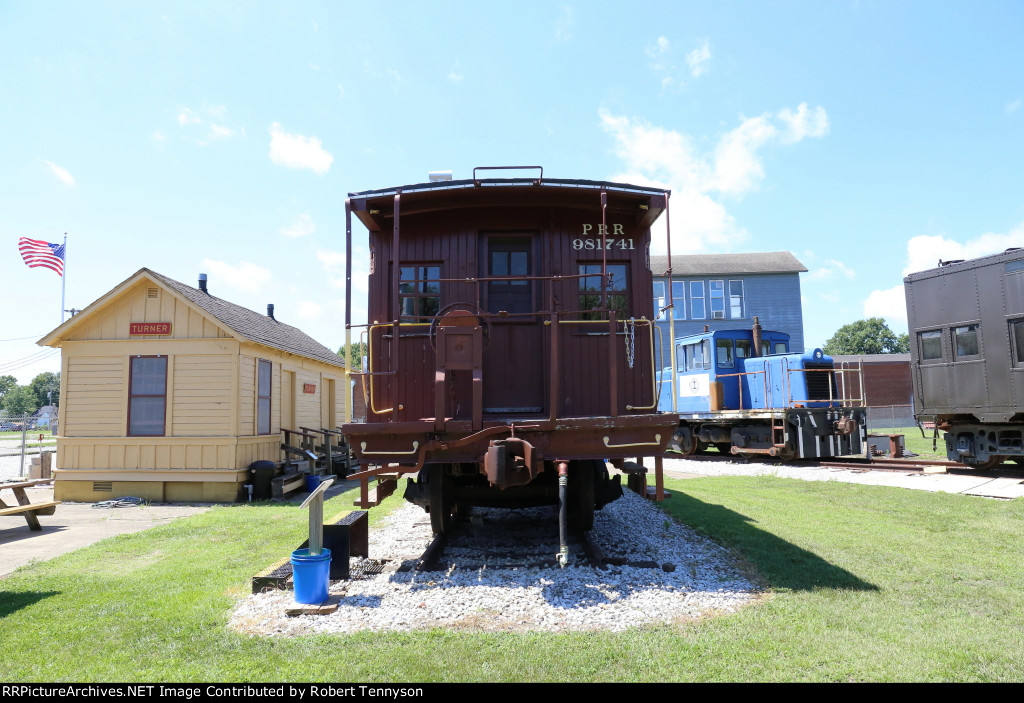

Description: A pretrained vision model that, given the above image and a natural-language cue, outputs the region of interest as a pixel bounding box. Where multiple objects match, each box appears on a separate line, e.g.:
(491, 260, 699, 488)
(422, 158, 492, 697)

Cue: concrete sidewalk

(660, 456, 1024, 500)
(0, 484, 211, 578)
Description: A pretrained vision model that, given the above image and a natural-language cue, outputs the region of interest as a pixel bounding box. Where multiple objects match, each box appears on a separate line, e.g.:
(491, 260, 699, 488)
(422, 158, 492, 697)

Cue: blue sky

(2, 1, 1023, 383)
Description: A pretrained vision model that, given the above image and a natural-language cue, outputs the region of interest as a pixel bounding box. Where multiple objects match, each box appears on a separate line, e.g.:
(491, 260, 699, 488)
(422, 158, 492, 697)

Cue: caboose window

(729, 280, 744, 319)
(919, 330, 942, 361)
(399, 265, 441, 322)
(578, 263, 628, 320)
(487, 237, 533, 314)
(710, 280, 726, 319)
(690, 281, 706, 319)
(953, 325, 979, 359)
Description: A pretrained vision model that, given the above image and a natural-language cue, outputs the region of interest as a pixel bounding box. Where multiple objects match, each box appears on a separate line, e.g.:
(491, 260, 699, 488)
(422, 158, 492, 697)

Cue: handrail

(603, 433, 661, 448)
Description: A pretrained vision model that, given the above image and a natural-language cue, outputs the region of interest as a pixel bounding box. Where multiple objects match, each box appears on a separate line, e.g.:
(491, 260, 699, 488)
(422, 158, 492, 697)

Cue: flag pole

(61, 233, 67, 323)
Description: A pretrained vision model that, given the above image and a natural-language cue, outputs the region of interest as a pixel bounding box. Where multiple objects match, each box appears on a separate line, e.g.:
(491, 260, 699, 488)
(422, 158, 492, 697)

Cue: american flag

(18, 237, 65, 276)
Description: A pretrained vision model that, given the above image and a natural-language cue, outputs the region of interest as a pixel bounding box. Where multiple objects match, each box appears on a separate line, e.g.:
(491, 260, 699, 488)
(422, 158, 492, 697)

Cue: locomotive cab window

(918, 330, 943, 362)
(399, 265, 441, 322)
(1011, 319, 1024, 367)
(684, 340, 712, 371)
(716, 339, 735, 368)
(953, 324, 980, 360)
(578, 263, 628, 321)
(735, 339, 752, 359)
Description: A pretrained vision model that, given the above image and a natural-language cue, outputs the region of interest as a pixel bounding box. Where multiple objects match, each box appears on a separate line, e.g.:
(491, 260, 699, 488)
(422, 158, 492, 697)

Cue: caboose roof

(348, 175, 670, 232)
(649, 251, 807, 276)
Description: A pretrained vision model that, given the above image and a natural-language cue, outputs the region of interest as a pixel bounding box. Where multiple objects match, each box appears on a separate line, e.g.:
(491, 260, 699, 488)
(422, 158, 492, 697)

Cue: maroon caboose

(341, 168, 677, 560)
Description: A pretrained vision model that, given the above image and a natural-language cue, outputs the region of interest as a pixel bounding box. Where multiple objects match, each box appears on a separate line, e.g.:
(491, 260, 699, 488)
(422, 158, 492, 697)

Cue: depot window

(257, 359, 272, 435)
(128, 356, 166, 437)
(578, 263, 628, 321)
(399, 265, 442, 322)
(953, 324, 980, 360)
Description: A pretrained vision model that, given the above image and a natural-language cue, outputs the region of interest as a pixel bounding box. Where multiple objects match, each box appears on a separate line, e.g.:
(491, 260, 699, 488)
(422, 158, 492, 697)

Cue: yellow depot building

(39, 268, 347, 502)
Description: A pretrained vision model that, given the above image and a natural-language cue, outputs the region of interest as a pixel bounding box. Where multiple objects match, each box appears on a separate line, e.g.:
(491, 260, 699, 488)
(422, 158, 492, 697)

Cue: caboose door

(481, 235, 545, 414)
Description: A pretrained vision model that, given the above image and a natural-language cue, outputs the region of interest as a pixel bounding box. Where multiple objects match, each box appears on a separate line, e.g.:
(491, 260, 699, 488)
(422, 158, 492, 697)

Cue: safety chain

(625, 317, 636, 369)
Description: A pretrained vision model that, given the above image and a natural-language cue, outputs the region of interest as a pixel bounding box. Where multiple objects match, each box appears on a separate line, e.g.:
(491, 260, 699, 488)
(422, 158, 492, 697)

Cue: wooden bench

(0, 480, 61, 531)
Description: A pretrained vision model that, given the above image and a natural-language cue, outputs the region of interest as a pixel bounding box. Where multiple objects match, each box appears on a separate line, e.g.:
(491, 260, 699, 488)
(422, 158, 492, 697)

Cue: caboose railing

(348, 308, 659, 421)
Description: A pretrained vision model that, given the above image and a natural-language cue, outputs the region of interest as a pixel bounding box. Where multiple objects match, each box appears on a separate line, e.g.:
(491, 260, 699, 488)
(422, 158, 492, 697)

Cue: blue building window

(672, 281, 686, 320)
(653, 281, 665, 319)
(690, 281, 706, 319)
(729, 280, 744, 319)
(710, 280, 725, 319)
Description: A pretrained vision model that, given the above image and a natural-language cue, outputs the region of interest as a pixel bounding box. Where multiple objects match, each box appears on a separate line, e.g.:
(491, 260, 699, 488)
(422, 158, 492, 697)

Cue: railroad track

(408, 506, 673, 573)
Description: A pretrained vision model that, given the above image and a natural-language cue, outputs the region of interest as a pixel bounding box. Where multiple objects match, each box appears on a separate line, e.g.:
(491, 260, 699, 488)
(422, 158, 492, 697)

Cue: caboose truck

(658, 319, 869, 460)
(905, 247, 1024, 468)
(341, 167, 679, 564)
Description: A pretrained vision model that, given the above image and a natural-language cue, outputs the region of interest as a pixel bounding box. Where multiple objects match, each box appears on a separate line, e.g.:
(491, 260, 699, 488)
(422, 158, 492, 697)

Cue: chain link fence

(0, 413, 58, 481)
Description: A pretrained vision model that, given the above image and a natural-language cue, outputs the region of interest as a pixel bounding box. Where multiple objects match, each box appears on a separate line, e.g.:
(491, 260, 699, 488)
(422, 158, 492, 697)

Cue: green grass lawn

(2, 478, 1023, 682)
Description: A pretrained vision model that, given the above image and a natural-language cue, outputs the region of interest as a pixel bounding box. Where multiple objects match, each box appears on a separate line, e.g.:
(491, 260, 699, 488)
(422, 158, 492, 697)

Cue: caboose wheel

(965, 455, 1004, 470)
(428, 464, 455, 535)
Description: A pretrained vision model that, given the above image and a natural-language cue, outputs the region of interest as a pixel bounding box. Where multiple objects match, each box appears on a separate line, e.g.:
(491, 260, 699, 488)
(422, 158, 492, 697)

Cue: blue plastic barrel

(291, 548, 331, 604)
(305, 474, 321, 492)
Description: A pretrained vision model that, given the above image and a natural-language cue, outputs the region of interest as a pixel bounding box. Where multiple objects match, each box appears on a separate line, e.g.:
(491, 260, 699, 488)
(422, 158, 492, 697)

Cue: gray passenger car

(904, 247, 1024, 467)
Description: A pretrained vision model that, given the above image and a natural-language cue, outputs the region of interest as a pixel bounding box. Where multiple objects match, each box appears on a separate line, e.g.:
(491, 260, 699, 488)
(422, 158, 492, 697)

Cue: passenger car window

(1011, 319, 1024, 367)
(919, 330, 943, 361)
(953, 325, 979, 360)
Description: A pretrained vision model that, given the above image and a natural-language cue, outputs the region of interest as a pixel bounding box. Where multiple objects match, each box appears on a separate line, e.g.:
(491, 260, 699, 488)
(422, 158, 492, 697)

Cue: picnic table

(0, 479, 60, 531)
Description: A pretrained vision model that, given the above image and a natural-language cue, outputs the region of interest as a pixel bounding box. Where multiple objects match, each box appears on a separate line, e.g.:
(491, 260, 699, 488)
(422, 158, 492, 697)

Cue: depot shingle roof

(39, 268, 344, 369)
(144, 270, 344, 368)
(649, 252, 807, 276)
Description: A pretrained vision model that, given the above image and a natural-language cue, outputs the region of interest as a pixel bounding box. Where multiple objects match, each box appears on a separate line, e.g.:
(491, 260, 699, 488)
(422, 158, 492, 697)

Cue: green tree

(337, 342, 367, 372)
(823, 318, 910, 355)
(28, 371, 60, 408)
(2, 385, 38, 416)
(0, 375, 16, 401)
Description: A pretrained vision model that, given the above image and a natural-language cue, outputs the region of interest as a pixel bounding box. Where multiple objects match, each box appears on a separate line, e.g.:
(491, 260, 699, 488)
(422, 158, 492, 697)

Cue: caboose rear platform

(340, 168, 678, 562)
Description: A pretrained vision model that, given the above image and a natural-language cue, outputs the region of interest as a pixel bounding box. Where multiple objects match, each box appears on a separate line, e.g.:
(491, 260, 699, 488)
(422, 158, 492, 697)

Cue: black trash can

(249, 460, 277, 500)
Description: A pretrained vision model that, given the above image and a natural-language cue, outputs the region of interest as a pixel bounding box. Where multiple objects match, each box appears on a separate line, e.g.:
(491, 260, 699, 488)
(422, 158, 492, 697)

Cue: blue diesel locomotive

(657, 322, 868, 460)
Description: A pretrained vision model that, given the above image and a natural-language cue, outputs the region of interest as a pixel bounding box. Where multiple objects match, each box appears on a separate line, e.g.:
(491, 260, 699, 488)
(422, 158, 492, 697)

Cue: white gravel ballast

(229, 489, 760, 636)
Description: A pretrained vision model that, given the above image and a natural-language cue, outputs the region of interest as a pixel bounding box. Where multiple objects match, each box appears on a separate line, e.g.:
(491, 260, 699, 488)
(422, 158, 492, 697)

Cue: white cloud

(280, 214, 316, 239)
(40, 160, 75, 187)
(600, 105, 828, 252)
(777, 103, 830, 143)
(177, 108, 201, 126)
(209, 123, 235, 139)
(554, 5, 574, 42)
(448, 61, 464, 83)
(297, 301, 322, 319)
(808, 259, 856, 281)
(863, 285, 907, 324)
(862, 224, 1024, 327)
(337, 84, 346, 99)
(268, 123, 333, 174)
(1007, 99, 1021, 114)
(200, 259, 272, 293)
(686, 40, 711, 77)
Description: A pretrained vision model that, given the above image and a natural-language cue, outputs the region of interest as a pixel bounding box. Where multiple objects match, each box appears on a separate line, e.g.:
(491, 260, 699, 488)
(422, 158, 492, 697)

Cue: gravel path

(229, 489, 759, 636)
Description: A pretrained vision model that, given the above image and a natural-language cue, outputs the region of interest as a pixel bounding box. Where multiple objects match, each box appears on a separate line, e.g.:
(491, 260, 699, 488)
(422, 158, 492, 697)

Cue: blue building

(650, 251, 807, 370)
